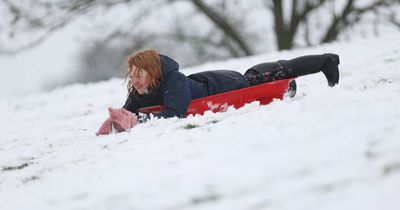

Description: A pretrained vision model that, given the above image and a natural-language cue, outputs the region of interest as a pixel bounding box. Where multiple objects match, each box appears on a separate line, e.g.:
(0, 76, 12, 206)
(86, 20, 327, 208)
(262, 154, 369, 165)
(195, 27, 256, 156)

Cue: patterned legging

(243, 61, 291, 86)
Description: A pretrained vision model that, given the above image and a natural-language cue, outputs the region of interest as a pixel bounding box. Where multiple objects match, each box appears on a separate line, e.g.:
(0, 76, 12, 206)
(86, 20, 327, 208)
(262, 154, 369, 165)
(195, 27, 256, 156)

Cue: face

(130, 66, 151, 95)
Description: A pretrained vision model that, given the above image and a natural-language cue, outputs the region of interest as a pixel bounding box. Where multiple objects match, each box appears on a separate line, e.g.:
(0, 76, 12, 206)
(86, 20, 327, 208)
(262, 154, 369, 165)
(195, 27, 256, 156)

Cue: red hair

(126, 49, 162, 94)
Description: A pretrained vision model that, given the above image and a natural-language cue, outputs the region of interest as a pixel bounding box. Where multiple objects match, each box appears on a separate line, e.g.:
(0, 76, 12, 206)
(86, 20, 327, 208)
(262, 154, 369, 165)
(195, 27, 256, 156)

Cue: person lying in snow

(96, 49, 340, 136)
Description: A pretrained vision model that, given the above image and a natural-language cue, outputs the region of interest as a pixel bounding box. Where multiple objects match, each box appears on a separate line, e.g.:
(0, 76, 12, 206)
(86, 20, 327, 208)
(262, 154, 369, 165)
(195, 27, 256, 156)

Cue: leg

(244, 53, 340, 86)
(244, 61, 288, 85)
(282, 53, 340, 86)
(243, 62, 297, 97)
(243, 69, 265, 86)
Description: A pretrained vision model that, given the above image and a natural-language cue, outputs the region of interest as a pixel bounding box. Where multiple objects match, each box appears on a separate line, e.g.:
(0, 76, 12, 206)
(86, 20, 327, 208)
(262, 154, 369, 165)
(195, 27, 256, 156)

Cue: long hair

(125, 49, 162, 94)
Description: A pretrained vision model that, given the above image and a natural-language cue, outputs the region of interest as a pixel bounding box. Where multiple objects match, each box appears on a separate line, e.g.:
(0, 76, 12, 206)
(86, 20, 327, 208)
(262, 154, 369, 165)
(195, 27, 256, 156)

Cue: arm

(95, 107, 138, 136)
(122, 92, 158, 123)
(154, 72, 191, 119)
(122, 92, 141, 115)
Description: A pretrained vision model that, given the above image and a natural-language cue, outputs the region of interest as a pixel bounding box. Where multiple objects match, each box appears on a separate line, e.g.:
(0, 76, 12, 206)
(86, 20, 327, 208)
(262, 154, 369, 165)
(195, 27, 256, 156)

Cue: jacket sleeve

(122, 93, 141, 115)
(154, 71, 191, 119)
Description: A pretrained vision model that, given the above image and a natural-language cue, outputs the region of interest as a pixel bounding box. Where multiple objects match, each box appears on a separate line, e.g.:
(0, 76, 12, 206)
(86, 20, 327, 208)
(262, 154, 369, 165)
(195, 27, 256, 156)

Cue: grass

(183, 124, 199, 129)
(22, 175, 40, 183)
(1, 162, 32, 172)
(208, 120, 219, 124)
(191, 193, 220, 205)
(383, 162, 400, 176)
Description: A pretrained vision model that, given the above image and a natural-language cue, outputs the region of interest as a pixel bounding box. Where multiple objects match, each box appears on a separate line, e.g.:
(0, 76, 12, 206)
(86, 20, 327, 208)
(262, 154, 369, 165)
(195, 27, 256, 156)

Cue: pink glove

(95, 108, 138, 136)
(108, 107, 138, 131)
(95, 117, 113, 136)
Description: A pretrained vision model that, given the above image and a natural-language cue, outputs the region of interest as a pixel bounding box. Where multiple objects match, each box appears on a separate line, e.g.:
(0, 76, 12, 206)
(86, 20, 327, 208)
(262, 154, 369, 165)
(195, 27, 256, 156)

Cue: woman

(96, 49, 340, 136)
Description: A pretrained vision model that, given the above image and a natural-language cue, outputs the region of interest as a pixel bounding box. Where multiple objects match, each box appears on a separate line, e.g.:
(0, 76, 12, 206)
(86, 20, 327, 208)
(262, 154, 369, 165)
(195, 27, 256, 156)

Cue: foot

(322, 53, 340, 87)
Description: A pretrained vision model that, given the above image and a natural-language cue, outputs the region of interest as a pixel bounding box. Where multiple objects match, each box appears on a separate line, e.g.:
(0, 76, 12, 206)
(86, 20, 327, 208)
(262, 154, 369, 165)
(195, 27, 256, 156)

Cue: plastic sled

(138, 78, 296, 116)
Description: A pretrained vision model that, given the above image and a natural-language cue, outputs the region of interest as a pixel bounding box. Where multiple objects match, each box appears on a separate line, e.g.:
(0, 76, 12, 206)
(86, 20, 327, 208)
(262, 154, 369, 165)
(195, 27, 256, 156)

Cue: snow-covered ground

(1, 34, 400, 210)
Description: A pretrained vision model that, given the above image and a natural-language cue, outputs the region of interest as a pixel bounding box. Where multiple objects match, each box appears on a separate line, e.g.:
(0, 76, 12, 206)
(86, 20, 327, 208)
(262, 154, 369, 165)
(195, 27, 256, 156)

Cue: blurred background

(1, 0, 399, 99)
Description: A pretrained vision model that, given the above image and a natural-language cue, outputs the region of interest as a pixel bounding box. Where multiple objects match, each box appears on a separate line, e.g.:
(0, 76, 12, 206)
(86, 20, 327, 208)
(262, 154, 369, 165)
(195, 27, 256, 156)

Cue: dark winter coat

(123, 54, 249, 119)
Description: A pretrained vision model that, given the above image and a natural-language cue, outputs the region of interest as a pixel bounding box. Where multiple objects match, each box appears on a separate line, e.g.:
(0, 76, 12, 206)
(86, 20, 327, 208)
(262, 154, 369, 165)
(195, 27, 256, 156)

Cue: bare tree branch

(266, 0, 327, 50)
(0, 0, 135, 55)
(383, 10, 400, 29)
(190, 0, 254, 56)
(321, 0, 389, 43)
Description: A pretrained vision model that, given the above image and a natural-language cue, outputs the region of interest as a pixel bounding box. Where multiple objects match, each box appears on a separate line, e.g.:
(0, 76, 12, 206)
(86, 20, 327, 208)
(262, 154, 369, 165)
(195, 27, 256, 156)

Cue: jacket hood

(159, 54, 179, 80)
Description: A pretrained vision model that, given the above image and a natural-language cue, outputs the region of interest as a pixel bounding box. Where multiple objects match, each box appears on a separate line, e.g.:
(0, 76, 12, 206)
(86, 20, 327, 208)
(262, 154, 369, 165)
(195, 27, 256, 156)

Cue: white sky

(0, 24, 81, 99)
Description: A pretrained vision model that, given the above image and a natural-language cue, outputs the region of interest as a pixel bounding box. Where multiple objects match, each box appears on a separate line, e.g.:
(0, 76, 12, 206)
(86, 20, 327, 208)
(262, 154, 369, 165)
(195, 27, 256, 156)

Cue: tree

(0, 0, 151, 54)
(189, 0, 254, 56)
(0, 0, 254, 58)
(1, 0, 400, 86)
(264, 0, 400, 50)
(3, 0, 398, 54)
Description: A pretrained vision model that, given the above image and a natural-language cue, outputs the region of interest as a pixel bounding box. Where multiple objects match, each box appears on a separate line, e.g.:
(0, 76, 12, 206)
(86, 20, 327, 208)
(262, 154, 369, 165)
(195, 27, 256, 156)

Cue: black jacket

(123, 54, 249, 118)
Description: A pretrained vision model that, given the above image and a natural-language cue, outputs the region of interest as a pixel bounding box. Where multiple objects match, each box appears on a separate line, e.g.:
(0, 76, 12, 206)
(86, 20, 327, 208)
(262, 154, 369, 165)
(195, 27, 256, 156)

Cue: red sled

(138, 78, 296, 116)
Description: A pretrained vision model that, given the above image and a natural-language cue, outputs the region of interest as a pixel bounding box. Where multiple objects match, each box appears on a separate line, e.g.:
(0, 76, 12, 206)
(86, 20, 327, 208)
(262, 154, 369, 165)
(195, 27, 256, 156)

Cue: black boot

(284, 53, 340, 86)
(321, 53, 340, 86)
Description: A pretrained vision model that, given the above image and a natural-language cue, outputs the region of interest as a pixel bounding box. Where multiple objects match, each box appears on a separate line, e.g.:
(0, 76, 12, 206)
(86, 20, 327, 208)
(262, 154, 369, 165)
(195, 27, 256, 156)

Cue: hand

(95, 108, 138, 136)
(95, 117, 113, 136)
(108, 107, 138, 132)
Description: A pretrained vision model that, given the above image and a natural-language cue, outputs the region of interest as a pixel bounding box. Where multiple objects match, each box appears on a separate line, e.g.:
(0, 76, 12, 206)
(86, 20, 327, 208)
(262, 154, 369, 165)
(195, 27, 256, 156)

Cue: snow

(1, 34, 400, 210)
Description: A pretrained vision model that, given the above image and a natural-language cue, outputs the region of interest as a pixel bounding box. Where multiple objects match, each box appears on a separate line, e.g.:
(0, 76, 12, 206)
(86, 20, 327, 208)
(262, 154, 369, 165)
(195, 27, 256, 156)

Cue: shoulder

(161, 70, 189, 90)
(159, 54, 180, 75)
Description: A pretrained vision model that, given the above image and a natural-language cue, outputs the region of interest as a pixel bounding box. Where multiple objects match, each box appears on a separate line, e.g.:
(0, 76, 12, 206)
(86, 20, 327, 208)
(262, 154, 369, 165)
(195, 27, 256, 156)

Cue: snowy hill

(1, 34, 400, 210)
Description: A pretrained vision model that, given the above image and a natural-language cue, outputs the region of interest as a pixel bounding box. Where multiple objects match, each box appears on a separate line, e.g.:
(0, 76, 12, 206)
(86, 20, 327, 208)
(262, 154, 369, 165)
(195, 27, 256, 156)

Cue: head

(126, 49, 162, 95)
